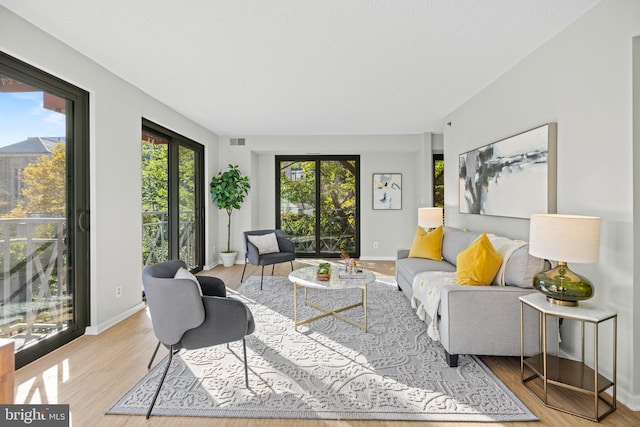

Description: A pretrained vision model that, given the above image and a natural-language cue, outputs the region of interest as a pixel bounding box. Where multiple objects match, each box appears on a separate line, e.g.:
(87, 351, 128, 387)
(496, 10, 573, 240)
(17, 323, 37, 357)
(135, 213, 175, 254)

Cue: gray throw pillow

(504, 245, 546, 288)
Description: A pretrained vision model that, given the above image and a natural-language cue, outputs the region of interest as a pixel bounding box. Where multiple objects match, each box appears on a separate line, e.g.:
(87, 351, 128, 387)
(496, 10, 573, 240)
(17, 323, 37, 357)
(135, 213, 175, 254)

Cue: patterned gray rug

(107, 275, 537, 421)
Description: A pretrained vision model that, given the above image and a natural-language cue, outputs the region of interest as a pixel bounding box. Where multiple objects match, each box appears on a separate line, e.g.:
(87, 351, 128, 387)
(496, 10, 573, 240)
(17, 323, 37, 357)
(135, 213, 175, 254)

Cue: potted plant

(210, 164, 250, 267)
(317, 262, 331, 281)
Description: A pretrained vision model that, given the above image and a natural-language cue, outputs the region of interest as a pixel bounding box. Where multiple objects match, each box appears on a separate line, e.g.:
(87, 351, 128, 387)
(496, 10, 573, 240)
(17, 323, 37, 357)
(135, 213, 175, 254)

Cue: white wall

(0, 7, 219, 332)
(213, 134, 433, 263)
(444, 0, 639, 409)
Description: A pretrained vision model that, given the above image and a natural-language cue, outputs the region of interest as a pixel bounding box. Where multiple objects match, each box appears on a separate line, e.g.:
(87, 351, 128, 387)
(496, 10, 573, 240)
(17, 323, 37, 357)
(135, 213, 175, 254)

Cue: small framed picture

(372, 173, 402, 210)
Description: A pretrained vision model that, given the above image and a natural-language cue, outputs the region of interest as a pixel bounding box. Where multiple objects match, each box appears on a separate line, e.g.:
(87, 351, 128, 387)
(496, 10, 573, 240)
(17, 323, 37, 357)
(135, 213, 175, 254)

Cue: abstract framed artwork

(373, 173, 402, 210)
(458, 123, 557, 219)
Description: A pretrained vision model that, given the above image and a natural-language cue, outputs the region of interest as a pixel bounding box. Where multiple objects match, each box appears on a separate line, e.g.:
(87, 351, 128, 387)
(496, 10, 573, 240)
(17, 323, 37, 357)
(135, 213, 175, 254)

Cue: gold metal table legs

(293, 282, 368, 332)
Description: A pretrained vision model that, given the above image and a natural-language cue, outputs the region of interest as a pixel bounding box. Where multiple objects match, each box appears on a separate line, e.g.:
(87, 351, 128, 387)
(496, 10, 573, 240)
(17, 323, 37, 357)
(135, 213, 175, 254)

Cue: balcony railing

(282, 207, 356, 255)
(0, 211, 197, 353)
(0, 217, 69, 352)
(142, 210, 196, 268)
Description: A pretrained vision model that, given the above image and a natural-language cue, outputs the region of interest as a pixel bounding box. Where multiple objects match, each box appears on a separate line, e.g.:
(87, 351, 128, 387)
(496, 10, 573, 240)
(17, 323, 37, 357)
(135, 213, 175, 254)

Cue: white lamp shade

(418, 207, 443, 229)
(529, 214, 600, 263)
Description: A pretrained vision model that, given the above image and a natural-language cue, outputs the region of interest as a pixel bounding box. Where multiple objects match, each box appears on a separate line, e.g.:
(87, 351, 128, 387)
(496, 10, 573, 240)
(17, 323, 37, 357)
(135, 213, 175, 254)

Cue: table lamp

(418, 207, 443, 230)
(528, 214, 601, 306)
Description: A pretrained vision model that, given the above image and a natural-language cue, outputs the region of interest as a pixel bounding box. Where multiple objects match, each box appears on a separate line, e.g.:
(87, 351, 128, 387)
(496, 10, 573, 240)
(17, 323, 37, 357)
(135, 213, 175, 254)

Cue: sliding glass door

(276, 155, 360, 258)
(141, 120, 204, 271)
(0, 52, 90, 368)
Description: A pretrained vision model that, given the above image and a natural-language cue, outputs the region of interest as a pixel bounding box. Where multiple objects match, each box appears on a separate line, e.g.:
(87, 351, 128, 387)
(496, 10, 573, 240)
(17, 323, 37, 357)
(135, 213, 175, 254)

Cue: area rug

(107, 275, 537, 421)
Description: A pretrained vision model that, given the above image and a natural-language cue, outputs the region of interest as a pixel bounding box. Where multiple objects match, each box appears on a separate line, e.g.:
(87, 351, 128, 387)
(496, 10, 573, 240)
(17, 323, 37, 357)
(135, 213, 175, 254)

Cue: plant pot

(317, 263, 331, 280)
(220, 251, 237, 267)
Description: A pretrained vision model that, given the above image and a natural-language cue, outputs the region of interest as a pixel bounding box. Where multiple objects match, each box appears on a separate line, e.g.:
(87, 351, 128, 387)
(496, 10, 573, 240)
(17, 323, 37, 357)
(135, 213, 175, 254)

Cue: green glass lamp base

(533, 262, 593, 307)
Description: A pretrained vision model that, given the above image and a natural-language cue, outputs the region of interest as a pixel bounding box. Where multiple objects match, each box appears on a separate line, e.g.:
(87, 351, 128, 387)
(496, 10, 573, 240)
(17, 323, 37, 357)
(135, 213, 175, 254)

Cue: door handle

(78, 210, 90, 232)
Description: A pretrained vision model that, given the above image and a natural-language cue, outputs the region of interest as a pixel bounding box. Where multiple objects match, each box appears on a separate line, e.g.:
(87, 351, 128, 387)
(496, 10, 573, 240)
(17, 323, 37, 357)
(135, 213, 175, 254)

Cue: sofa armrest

(439, 285, 559, 357)
(397, 249, 410, 260)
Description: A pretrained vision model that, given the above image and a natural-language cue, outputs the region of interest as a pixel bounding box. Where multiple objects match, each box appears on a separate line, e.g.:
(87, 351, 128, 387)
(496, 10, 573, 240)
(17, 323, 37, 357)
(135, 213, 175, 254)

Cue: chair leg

(260, 266, 265, 290)
(243, 337, 249, 388)
(290, 260, 294, 272)
(240, 262, 248, 283)
(146, 344, 173, 419)
(148, 341, 161, 369)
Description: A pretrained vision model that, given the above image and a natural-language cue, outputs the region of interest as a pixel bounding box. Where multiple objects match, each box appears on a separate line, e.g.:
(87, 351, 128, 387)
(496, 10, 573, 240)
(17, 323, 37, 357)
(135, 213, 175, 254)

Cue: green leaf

(210, 164, 251, 251)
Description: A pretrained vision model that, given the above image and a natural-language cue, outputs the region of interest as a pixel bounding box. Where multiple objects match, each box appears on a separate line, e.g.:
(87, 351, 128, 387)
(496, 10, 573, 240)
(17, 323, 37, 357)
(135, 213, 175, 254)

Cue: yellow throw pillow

(408, 226, 443, 260)
(456, 233, 503, 286)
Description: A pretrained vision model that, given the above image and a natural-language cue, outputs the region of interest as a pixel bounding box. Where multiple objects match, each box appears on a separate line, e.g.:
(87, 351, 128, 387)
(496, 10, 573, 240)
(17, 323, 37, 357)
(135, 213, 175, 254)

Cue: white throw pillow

(174, 267, 203, 296)
(247, 233, 280, 254)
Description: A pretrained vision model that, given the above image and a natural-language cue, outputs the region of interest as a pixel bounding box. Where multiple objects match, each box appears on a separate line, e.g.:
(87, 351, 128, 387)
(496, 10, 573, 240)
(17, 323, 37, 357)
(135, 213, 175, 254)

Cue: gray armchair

(240, 229, 296, 290)
(142, 260, 255, 419)
(145, 264, 228, 369)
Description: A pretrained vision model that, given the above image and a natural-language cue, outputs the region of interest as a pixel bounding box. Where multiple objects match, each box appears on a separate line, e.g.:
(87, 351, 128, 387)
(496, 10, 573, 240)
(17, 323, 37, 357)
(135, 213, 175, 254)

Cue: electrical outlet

(373, 242, 379, 249)
(115, 286, 122, 298)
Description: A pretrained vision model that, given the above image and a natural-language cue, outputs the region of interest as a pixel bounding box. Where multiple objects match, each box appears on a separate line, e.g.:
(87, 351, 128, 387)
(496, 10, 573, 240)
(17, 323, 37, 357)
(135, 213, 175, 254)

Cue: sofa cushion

(442, 228, 481, 266)
(456, 233, 503, 286)
(397, 257, 456, 283)
(396, 256, 455, 300)
(408, 225, 443, 260)
(504, 245, 547, 288)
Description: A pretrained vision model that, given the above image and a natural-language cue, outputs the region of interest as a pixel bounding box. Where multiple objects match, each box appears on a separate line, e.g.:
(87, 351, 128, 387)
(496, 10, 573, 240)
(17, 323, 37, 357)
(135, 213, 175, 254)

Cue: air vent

(230, 138, 246, 146)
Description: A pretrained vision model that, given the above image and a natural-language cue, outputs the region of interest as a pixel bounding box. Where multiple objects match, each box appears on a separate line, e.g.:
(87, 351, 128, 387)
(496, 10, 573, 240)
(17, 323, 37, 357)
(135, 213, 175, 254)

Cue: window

(276, 155, 360, 258)
(433, 153, 444, 208)
(11, 168, 23, 201)
(0, 51, 90, 368)
(141, 119, 205, 271)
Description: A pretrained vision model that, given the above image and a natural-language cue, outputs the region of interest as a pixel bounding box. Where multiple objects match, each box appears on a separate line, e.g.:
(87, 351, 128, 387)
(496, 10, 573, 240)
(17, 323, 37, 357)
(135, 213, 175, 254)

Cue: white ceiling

(1, 0, 601, 136)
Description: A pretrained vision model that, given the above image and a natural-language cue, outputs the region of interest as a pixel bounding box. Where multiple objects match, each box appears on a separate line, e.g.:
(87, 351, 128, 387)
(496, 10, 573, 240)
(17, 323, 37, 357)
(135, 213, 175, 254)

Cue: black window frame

(1, 50, 91, 369)
(142, 118, 205, 272)
(433, 153, 444, 209)
(276, 154, 361, 258)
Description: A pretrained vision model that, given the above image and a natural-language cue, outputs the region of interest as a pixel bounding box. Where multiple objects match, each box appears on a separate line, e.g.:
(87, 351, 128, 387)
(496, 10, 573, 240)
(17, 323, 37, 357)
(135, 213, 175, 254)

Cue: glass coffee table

(288, 265, 376, 332)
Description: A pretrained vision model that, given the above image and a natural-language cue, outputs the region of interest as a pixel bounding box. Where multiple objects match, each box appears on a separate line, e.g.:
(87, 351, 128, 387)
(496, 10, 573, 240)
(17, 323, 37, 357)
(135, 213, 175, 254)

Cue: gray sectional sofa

(396, 227, 558, 367)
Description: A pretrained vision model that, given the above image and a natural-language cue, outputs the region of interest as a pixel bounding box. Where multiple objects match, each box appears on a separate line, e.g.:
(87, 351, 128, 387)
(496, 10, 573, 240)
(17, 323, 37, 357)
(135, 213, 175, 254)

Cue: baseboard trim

(358, 256, 397, 261)
(205, 260, 244, 270)
(207, 258, 393, 267)
(85, 301, 147, 335)
(616, 389, 640, 411)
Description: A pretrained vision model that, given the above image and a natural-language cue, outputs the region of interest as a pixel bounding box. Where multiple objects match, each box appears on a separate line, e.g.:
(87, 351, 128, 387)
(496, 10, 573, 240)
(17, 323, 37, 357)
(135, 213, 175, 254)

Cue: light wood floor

(13, 260, 640, 427)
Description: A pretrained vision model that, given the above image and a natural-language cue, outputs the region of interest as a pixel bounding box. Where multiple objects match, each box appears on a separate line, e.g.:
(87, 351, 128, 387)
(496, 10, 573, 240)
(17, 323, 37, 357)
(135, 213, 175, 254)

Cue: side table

(519, 293, 616, 422)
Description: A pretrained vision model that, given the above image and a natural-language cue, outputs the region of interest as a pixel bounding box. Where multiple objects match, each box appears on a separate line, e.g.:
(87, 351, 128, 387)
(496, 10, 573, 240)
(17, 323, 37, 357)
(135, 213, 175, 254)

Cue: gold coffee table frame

(289, 266, 376, 332)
